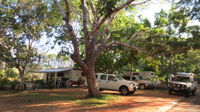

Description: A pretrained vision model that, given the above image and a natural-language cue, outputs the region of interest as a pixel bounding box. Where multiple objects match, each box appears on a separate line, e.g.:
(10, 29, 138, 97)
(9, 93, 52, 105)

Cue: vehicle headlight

(129, 83, 134, 87)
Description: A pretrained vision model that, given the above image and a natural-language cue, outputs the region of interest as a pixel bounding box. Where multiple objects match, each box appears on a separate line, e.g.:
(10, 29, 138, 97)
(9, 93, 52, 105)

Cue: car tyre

(139, 84, 146, 90)
(192, 88, 196, 96)
(120, 86, 129, 95)
(185, 91, 190, 97)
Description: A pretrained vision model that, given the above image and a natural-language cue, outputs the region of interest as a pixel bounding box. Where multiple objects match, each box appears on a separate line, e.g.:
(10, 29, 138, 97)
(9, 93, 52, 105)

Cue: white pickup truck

(85, 73, 138, 95)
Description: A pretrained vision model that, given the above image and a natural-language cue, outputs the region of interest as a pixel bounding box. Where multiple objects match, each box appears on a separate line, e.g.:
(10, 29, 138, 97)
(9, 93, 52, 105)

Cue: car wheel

(139, 84, 146, 90)
(192, 88, 197, 96)
(120, 86, 129, 95)
(185, 91, 190, 97)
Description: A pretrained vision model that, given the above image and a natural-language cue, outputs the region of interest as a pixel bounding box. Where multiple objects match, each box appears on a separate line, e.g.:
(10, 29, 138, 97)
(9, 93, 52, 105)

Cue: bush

(10, 80, 20, 89)
(34, 80, 45, 89)
(0, 79, 10, 89)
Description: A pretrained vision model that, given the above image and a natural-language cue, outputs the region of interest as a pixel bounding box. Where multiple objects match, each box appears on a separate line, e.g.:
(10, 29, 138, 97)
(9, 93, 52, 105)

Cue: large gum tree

(54, 0, 151, 97)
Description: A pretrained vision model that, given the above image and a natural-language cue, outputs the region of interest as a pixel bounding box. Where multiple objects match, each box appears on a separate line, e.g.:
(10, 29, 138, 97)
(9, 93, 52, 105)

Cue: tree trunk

(84, 57, 101, 97)
(18, 68, 25, 90)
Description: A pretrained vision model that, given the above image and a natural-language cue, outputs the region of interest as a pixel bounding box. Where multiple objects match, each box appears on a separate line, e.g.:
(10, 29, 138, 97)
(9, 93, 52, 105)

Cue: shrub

(34, 80, 45, 89)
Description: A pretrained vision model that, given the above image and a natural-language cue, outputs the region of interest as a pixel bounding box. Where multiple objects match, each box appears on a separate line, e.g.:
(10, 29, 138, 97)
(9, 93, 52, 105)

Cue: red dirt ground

(0, 88, 182, 112)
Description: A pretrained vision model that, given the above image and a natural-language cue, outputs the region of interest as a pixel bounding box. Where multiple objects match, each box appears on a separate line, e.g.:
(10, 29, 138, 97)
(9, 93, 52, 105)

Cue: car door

(98, 74, 108, 89)
(107, 75, 118, 90)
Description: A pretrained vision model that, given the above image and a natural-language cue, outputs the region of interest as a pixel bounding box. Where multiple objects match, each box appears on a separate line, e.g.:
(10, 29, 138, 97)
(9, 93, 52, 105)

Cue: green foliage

(176, 0, 200, 21)
(0, 78, 10, 89)
(97, 0, 118, 17)
(0, 69, 6, 80)
(5, 68, 19, 79)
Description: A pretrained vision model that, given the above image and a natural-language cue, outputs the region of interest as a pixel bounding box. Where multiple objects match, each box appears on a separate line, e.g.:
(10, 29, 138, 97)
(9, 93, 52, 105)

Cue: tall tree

(55, 0, 151, 97)
(0, 0, 57, 90)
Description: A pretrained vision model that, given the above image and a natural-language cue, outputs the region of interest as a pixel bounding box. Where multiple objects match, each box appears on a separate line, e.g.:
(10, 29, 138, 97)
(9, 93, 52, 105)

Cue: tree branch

(131, 0, 151, 6)
(105, 41, 151, 55)
(126, 30, 146, 44)
(64, 0, 88, 70)
(81, 0, 89, 35)
(86, 0, 136, 39)
(90, 1, 99, 28)
(53, 0, 66, 19)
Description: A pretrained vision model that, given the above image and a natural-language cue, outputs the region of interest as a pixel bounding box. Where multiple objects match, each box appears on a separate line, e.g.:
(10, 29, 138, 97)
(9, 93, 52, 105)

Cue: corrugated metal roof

(33, 67, 73, 73)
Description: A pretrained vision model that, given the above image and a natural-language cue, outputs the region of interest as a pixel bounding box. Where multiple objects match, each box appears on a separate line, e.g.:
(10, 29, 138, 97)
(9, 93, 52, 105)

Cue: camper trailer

(33, 68, 85, 88)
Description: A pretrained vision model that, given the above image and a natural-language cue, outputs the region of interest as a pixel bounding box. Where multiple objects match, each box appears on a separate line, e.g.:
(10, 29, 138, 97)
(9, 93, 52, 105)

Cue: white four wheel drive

(168, 72, 198, 97)
(85, 73, 138, 95)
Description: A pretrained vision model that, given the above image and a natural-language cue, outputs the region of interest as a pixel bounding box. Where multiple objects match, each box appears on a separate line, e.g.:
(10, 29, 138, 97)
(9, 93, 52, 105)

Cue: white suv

(94, 73, 138, 95)
(168, 72, 198, 97)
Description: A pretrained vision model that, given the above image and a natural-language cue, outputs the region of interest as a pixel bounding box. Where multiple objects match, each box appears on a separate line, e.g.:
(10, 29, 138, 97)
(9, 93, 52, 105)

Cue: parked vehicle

(123, 75, 154, 89)
(168, 72, 198, 97)
(123, 71, 155, 89)
(85, 73, 138, 95)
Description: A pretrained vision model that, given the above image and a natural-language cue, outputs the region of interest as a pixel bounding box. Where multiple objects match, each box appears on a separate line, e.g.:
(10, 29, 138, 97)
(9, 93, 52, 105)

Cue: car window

(123, 76, 130, 80)
(108, 75, 117, 81)
(100, 75, 107, 80)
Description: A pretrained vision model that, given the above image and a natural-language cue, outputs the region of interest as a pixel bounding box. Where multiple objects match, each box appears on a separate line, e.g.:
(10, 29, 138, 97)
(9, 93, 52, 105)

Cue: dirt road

(168, 85, 200, 112)
(0, 88, 183, 112)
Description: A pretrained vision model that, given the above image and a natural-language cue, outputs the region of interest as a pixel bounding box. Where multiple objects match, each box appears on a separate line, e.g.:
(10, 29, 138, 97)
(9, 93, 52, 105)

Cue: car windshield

(115, 75, 125, 81)
(173, 76, 190, 82)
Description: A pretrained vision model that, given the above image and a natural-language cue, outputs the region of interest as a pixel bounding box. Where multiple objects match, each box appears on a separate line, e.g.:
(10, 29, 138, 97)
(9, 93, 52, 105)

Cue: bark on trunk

(18, 68, 25, 90)
(84, 56, 101, 97)
(85, 68, 101, 97)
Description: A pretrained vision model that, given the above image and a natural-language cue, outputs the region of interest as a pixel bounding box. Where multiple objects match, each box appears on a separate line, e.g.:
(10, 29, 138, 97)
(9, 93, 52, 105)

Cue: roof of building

(32, 67, 73, 73)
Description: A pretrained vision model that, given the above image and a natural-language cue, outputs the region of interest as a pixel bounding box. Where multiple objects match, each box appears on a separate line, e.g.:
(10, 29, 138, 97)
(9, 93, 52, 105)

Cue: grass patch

(76, 94, 120, 106)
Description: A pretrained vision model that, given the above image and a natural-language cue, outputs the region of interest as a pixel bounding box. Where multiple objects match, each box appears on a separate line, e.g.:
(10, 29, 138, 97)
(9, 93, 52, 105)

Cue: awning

(32, 67, 73, 73)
